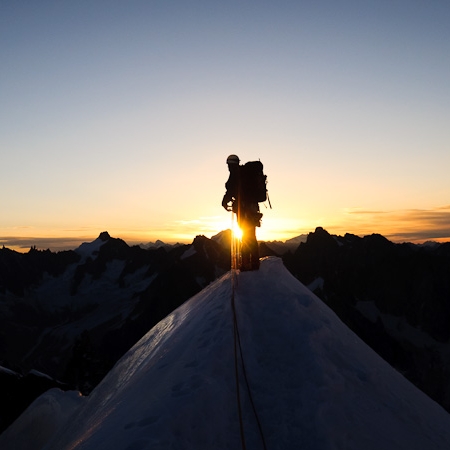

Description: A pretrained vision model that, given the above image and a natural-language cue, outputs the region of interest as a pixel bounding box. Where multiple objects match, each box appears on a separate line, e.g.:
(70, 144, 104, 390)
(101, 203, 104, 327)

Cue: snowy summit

(2, 257, 450, 450)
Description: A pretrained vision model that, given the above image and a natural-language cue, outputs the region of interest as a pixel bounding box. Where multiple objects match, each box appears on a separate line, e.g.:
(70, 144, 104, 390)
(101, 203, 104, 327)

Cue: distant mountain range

(139, 232, 308, 254)
(1, 227, 449, 435)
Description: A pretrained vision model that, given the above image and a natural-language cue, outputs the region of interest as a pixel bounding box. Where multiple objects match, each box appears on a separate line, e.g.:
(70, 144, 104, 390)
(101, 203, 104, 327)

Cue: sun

(213, 215, 243, 240)
(232, 221, 243, 240)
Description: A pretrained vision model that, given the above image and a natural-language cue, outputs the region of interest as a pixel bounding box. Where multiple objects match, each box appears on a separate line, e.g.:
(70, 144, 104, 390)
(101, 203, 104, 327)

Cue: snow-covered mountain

(0, 232, 229, 379)
(2, 228, 450, 439)
(2, 257, 449, 450)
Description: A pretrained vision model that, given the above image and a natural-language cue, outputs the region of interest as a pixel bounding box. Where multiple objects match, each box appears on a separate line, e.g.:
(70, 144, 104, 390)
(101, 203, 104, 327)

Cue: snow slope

(0, 389, 83, 450)
(3, 257, 450, 450)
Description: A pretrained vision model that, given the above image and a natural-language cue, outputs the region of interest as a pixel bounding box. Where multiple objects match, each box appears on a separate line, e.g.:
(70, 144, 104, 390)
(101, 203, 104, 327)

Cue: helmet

(226, 154, 240, 165)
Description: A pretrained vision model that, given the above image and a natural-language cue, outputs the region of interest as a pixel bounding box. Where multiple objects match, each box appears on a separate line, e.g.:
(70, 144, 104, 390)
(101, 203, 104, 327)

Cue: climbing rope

(231, 268, 246, 449)
(231, 212, 240, 270)
(230, 213, 268, 450)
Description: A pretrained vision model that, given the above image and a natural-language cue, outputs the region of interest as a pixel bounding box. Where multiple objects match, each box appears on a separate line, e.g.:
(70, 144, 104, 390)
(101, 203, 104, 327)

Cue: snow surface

(181, 244, 197, 260)
(15, 259, 153, 367)
(75, 236, 107, 261)
(0, 365, 18, 376)
(0, 388, 83, 450)
(2, 257, 450, 450)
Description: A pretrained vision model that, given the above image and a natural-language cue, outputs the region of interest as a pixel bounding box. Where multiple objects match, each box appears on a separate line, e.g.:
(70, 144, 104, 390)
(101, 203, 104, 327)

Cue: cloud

(0, 236, 90, 252)
(340, 206, 450, 242)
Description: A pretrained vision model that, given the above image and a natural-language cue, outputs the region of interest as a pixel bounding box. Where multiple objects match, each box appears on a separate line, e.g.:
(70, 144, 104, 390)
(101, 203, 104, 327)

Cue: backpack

(240, 160, 267, 203)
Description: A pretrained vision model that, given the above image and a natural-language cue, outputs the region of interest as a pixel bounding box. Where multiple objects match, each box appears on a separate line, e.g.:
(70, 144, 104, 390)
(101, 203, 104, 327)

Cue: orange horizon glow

(2, 205, 450, 252)
(2, 208, 449, 254)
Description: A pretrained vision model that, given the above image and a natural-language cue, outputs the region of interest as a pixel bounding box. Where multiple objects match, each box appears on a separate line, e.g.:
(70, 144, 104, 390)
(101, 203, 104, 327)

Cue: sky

(2, 257, 450, 450)
(1, 0, 450, 251)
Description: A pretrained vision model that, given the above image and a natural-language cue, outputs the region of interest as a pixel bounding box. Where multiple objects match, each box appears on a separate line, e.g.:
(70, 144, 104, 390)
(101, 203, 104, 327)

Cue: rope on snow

(230, 213, 268, 450)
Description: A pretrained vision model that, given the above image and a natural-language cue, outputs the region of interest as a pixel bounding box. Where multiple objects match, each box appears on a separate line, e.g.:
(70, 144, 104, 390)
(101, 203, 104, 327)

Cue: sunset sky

(1, 1, 449, 251)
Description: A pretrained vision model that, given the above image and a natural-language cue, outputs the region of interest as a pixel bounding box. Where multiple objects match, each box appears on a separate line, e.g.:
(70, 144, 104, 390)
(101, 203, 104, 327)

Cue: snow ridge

(2, 257, 450, 450)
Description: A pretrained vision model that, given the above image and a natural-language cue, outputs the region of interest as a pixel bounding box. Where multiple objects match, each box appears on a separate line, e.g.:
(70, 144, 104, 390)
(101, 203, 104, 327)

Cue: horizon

(2, 225, 449, 254)
(2, 2, 449, 250)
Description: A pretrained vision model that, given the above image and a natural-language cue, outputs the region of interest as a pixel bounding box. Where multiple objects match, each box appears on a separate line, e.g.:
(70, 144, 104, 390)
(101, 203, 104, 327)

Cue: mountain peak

(37, 257, 450, 450)
(98, 231, 111, 241)
(75, 232, 111, 260)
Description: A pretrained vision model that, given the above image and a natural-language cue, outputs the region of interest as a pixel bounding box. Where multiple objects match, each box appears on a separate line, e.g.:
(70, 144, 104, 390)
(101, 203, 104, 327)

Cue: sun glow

(232, 221, 243, 240)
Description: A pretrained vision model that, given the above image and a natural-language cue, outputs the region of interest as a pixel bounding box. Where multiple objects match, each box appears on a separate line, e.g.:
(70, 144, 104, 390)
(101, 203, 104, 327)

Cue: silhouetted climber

(222, 154, 267, 271)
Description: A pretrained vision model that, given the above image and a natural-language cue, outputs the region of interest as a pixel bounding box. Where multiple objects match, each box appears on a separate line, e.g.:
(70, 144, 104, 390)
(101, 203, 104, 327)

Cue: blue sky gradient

(1, 1, 449, 250)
